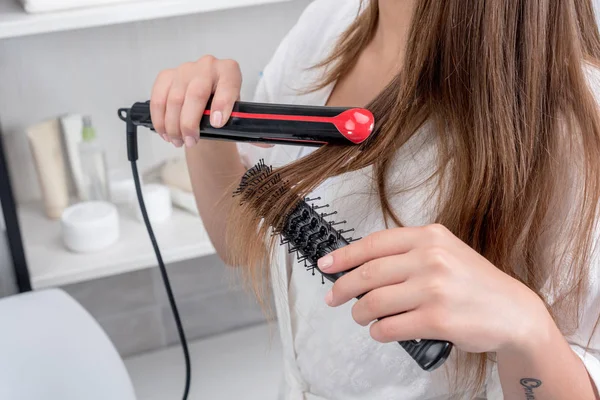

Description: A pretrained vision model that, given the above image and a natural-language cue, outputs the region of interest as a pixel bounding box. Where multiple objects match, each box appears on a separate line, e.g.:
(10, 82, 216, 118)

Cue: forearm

(497, 314, 598, 400)
(185, 141, 245, 263)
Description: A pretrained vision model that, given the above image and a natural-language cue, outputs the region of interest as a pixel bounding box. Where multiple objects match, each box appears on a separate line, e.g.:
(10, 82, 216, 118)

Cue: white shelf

(18, 201, 216, 289)
(0, 0, 290, 39)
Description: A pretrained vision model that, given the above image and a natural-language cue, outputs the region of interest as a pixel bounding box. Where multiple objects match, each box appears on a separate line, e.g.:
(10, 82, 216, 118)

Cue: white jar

(108, 169, 137, 205)
(131, 184, 172, 224)
(61, 202, 119, 253)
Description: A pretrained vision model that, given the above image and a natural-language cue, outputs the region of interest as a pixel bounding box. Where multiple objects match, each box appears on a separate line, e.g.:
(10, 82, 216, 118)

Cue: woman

(150, 0, 600, 398)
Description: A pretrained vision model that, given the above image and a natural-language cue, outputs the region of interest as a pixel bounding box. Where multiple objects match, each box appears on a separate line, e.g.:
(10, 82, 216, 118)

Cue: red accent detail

(262, 137, 328, 144)
(333, 109, 374, 144)
(203, 108, 374, 144)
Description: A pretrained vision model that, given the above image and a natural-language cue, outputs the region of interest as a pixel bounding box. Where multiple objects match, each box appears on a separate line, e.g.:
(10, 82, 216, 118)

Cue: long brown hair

(227, 0, 600, 395)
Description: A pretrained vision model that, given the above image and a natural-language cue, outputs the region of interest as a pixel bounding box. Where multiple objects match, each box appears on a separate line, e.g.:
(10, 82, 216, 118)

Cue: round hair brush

(234, 160, 453, 372)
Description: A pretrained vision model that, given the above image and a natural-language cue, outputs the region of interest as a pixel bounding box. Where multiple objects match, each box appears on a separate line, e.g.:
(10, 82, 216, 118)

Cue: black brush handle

(322, 264, 452, 372)
(283, 199, 453, 372)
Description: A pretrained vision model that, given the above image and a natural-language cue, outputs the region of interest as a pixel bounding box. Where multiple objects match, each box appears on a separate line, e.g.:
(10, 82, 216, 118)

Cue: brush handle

(281, 198, 453, 372)
(127, 98, 374, 146)
(322, 270, 453, 371)
(327, 268, 453, 370)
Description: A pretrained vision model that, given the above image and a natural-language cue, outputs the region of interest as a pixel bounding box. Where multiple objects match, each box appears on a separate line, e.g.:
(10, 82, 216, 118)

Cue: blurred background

(1, 1, 600, 399)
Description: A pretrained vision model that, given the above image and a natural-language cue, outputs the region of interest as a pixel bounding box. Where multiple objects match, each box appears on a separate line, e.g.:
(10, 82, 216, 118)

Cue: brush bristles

(234, 160, 360, 283)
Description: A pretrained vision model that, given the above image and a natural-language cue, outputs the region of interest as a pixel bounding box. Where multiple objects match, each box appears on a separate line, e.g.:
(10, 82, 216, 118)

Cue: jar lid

(61, 201, 118, 229)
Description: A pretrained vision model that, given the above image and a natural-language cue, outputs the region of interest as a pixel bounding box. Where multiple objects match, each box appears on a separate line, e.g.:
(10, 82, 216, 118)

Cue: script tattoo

(520, 378, 542, 399)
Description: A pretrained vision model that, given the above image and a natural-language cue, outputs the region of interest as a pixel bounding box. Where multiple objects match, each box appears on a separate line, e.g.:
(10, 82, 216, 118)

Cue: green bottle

(78, 116, 108, 201)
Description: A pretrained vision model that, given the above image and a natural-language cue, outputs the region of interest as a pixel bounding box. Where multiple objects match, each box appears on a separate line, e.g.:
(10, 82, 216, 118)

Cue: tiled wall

(61, 255, 271, 357)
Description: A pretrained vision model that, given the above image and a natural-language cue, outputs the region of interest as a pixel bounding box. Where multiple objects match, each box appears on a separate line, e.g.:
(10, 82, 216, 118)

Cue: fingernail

(172, 138, 183, 147)
(211, 111, 223, 128)
(318, 255, 333, 270)
(325, 290, 334, 306)
(162, 134, 170, 142)
(184, 136, 197, 148)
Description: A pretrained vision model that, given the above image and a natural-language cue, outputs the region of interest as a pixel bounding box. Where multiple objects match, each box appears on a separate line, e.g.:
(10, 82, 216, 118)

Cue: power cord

(119, 109, 191, 400)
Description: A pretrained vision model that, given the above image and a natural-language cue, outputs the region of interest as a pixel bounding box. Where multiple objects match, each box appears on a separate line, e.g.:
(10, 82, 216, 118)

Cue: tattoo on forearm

(520, 378, 542, 399)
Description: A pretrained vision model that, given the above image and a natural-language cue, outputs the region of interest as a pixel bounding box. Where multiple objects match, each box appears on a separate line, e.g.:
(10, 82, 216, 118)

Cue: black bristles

(277, 234, 288, 242)
(329, 220, 347, 226)
(234, 159, 283, 207)
(234, 160, 358, 285)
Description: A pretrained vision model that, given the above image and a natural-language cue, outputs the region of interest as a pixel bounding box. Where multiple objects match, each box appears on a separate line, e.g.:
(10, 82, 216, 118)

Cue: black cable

(123, 110, 191, 400)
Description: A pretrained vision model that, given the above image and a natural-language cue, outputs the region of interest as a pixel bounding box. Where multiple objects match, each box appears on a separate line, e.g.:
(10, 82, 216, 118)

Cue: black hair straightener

(120, 98, 375, 146)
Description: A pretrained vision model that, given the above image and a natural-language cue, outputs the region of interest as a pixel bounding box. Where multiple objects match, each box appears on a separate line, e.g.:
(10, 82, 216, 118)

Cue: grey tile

(153, 255, 241, 304)
(97, 307, 166, 358)
(162, 287, 268, 345)
(62, 269, 156, 319)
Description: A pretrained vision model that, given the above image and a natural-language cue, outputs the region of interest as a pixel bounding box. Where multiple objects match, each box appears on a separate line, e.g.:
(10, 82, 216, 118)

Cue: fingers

(327, 253, 417, 307)
(210, 59, 242, 128)
(369, 309, 448, 343)
(350, 282, 424, 327)
(179, 77, 211, 146)
(318, 224, 453, 274)
(150, 55, 243, 148)
(165, 62, 194, 147)
(318, 227, 421, 274)
(150, 69, 175, 139)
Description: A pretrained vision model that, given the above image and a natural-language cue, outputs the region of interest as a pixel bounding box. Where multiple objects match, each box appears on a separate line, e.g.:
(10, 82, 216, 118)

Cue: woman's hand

(151, 56, 240, 148)
(318, 224, 553, 354)
(151, 55, 271, 149)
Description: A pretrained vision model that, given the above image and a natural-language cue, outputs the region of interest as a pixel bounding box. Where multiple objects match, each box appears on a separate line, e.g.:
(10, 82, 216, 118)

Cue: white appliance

(0, 289, 136, 400)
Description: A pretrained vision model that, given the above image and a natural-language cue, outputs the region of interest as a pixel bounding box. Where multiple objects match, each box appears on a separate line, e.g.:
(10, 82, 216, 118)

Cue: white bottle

(78, 116, 108, 201)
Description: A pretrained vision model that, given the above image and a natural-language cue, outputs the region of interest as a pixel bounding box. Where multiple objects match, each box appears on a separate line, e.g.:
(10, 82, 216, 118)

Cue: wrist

(498, 295, 556, 358)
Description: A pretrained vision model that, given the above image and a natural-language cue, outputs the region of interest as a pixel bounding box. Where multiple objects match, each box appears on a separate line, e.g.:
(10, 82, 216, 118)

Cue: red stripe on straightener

(262, 137, 328, 144)
(203, 110, 334, 124)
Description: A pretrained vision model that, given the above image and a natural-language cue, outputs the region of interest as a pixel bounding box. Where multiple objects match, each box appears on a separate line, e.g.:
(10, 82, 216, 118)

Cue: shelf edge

(0, 0, 289, 40)
(31, 243, 216, 289)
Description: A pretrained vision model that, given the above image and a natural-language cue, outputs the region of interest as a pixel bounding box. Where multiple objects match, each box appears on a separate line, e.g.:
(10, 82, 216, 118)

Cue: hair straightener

(121, 98, 375, 146)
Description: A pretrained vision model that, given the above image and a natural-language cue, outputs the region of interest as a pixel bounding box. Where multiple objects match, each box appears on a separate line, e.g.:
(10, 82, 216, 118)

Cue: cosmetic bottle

(78, 116, 108, 201)
(26, 119, 70, 219)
